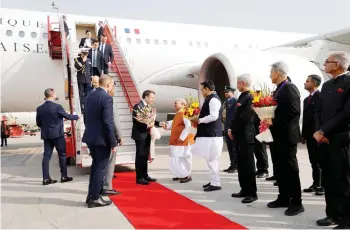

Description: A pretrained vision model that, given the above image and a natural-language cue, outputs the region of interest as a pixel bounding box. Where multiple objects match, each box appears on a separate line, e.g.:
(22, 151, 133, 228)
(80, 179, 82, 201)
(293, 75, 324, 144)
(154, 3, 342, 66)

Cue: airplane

(1, 7, 319, 121)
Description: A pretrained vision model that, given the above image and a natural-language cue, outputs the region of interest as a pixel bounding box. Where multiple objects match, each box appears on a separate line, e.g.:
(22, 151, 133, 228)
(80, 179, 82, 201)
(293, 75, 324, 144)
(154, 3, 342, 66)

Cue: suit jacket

(97, 26, 104, 40)
(230, 91, 256, 144)
(271, 80, 301, 145)
(99, 43, 114, 66)
(74, 56, 92, 83)
(131, 100, 160, 141)
(301, 90, 321, 139)
(113, 98, 123, 140)
(88, 49, 104, 74)
(223, 97, 237, 131)
(82, 88, 117, 148)
(36, 101, 79, 140)
(320, 72, 350, 141)
(79, 37, 92, 48)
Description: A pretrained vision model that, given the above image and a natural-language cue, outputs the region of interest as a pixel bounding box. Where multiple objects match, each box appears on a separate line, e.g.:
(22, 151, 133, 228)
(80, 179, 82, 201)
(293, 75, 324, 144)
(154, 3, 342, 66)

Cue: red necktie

(307, 95, 312, 104)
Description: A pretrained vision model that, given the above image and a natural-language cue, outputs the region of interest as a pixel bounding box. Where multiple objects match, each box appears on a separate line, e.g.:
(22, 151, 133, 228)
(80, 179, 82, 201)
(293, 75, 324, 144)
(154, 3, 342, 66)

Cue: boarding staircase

(47, 16, 63, 60)
(47, 15, 140, 167)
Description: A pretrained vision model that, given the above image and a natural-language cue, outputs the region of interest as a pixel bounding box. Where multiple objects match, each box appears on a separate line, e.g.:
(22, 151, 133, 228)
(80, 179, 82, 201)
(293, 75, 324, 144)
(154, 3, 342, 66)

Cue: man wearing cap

(74, 48, 92, 113)
(222, 85, 238, 173)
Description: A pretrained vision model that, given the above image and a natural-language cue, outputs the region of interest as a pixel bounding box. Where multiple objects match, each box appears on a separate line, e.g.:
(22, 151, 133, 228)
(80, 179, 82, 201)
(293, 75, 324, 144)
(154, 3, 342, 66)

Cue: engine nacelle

(198, 50, 324, 104)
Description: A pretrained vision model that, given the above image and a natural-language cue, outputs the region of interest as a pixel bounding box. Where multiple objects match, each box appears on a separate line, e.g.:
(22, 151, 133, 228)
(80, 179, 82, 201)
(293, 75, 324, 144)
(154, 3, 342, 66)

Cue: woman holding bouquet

(163, 98, 194, 183)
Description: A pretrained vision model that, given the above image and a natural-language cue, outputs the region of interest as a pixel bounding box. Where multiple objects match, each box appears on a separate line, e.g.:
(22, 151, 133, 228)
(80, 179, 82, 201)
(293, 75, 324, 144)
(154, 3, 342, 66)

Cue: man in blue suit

(222, 86, 238, 173)
(82, 75, 117, 208)
(36, 88, 79, 185)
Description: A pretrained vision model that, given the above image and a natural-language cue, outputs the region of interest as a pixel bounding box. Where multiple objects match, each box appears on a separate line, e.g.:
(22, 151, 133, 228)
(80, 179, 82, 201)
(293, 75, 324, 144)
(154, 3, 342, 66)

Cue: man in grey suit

(102, 79, 123, 196)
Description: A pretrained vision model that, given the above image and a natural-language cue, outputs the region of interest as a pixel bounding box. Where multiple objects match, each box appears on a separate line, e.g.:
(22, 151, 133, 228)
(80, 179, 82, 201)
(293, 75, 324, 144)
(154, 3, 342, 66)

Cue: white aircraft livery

(1, 7, 318, 116)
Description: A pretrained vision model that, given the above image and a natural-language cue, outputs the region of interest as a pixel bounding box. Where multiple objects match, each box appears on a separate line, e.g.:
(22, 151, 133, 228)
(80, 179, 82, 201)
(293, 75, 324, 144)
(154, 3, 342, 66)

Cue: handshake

(159, 121, 168, 129)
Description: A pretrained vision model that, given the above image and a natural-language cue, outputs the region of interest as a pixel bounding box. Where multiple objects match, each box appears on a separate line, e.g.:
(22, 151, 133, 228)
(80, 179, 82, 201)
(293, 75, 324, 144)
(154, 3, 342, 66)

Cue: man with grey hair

(162, 98, 193, 183)
(228, 74, 258, 203)
(264, 61, 304, 216)
(313, 51, 350, 228)
(36, 88, 79, 185)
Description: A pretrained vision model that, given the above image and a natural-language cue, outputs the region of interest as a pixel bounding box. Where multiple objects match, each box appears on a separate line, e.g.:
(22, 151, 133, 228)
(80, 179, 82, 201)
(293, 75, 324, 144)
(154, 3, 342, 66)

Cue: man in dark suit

(97, 21, 104, 43)
(83, 75, 117, 208)
(74, 48, 92, 113)
(132, 90, 160, 185)
(36, 88, 79, 185)
(99, 34, 114, 74)
(313, 52, 350, 228)
(88, 39, 103, 76)
(229, 74, 258, 204)
(78, 29, 92, 48)
(264, 61, 304, 216)
(301, 74, 324, 196)
(222, 86, 238, 173)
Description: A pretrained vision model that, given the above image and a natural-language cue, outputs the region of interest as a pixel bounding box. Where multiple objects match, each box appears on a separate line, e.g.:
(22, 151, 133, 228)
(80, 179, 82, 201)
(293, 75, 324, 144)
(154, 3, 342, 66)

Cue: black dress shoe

(303, 185, 316, 193)
(227, 168, 238, 173)
(173, 177, 180, 181)
(144, 176, 157, 182)
(88, 196, 112, 208)
(101, 189, 121, 196)
(273, 181, 278, 186)
(256, 172, 269, 178)
(223, 166, 233, 172)
(285, 204, 305, 216)
(267, 198, 290, 208)
(316, 217, 341, 226)
(61, 176, 73, 183)
(86, 195, 91, 204)
(242, 196, 258, 203)
(204, 185, 221, 192)
(315, 187, 325, 196)
(231, 191, 247, 198)
(266, 176, 276, 181)
(180, 176, 192, 183)
(203, 183, 211, 188)
(334, 223, 350, 229)
(43, 179, 57, 186)
(136, 178, 149, 185)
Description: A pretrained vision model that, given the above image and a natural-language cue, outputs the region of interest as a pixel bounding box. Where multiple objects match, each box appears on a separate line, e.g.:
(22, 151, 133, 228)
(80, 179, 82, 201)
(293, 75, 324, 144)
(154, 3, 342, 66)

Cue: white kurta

(166, 117, 193, 178)
(191, 97, 224, 186)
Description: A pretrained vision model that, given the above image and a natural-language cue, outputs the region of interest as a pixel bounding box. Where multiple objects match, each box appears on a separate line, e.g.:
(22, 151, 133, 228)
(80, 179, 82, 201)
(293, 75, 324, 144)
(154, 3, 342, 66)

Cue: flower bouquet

(183, 94, 201, 134)
(134, 105, 161, 162)
(250, 84, 277, 143)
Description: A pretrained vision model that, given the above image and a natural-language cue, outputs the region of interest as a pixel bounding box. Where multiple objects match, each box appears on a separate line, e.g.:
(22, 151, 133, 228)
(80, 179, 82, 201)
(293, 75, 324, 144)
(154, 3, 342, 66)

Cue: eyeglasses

(324, 59, 338, 64)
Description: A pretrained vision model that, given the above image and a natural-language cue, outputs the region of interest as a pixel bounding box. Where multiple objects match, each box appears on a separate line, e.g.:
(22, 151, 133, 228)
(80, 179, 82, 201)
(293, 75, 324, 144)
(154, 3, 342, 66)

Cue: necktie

(307, 95, 312, 104)
(93, 49, 97, 67)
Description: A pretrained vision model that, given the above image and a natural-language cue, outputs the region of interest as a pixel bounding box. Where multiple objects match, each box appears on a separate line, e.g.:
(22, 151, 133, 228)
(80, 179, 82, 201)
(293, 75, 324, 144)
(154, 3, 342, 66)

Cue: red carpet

(110, 172, 246, 229)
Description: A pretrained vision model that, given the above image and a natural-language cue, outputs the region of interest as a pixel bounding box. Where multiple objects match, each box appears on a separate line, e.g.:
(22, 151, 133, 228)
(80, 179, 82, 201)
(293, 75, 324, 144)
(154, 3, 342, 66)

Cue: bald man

(83, 75, 117, 208)
(90, 76, 99, 92)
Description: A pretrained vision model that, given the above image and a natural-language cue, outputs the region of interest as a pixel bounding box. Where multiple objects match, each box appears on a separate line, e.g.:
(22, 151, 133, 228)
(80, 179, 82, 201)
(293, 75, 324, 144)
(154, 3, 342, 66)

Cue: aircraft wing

(264, 27, 350, 49)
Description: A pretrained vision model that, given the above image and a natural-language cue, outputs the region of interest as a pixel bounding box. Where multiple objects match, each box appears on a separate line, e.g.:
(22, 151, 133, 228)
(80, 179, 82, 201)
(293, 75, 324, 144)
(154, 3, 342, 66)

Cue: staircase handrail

(58, 16, 81, 156)
(104, 20, 142, 104)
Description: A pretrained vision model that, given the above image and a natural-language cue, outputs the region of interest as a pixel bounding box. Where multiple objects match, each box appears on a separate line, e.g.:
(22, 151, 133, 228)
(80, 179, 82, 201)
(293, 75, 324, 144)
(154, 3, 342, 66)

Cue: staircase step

(121, 121, 133, 129)
(116, 103, 129, 109)
(118, 114, 132, 122)
(116, 108, 132, 115)
(114, 96, 127, 103)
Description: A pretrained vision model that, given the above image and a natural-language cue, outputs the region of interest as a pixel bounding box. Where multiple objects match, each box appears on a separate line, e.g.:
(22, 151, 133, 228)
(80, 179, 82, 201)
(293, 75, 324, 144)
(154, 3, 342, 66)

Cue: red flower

(236, 103, 241, 107)
(337, 88, 344, 93)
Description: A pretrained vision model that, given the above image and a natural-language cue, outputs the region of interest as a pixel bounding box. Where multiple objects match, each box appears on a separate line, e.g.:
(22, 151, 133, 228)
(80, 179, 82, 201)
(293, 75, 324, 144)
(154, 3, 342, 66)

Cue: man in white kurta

(164, 99, 194, 183)
(191, 80, 224, 192)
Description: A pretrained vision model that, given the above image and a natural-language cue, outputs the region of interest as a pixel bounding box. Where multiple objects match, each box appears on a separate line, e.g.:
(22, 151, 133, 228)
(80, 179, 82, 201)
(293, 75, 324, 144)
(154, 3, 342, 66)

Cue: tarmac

(1, 134, 330, 229)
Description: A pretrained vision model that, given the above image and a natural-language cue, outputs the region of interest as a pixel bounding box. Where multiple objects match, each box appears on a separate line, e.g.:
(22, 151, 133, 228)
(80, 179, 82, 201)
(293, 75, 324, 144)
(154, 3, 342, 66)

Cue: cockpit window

(6, 30, 12, 36)
(42, 33, 48, 39)
(31, 32, 37, 38)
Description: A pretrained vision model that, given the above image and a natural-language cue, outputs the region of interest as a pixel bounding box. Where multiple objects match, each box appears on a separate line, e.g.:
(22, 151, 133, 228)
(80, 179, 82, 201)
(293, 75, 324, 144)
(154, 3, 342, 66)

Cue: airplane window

(145, 39, 150, 44)
(172, 40, 176, 45)
(127, 38, 132, 44)
(196, 42, 200, 48)
(6, 30, 12, 36)
(19, 31, 25, 37)
(249, 44, 252, 48)
(235, 44, 239, 48)
(42, 33, 48, 39)
(204, 42, 208, 48)
(31, 32, 37, 38)
(154, 39, 159, 45)
(188, 41, 193, 46)
(136, 38, 141, 44)
(163, 40, 168, 45)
